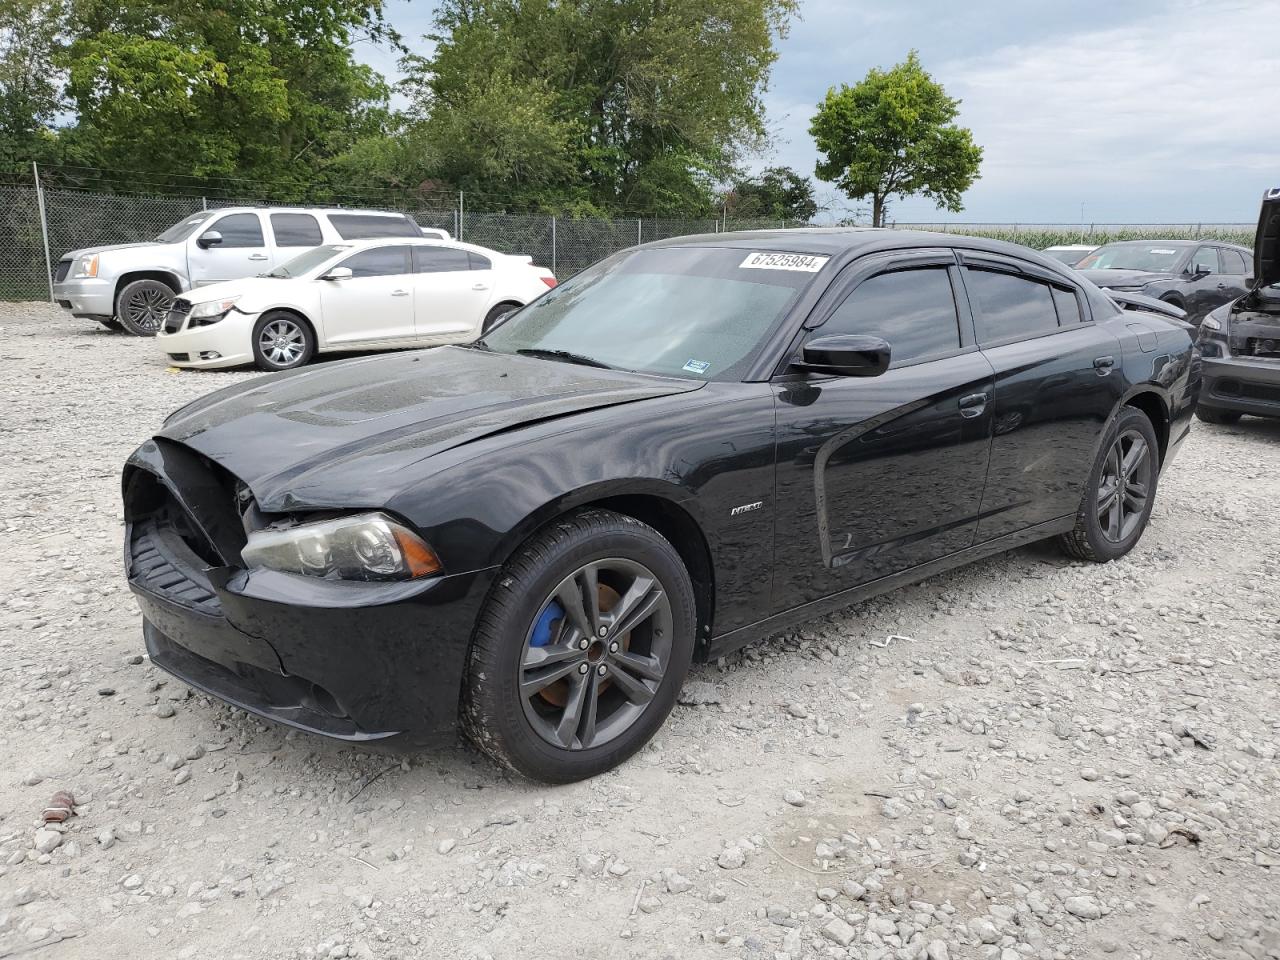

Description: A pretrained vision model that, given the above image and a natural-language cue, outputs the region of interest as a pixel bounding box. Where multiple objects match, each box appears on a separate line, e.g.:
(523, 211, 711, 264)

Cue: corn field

(896, 223, 1255, 249)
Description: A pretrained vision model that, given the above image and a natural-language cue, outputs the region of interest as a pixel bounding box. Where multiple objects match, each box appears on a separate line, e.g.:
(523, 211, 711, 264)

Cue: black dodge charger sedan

(1075, 238, 1254, 323)
(123, 228, 1197, 782)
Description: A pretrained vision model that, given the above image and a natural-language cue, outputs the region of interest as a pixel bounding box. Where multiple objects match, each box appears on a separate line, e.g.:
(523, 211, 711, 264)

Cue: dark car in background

(121, 228, 1197, 782)
(1195, 189, 1280, 424)
(1076, 239, 1254, 323)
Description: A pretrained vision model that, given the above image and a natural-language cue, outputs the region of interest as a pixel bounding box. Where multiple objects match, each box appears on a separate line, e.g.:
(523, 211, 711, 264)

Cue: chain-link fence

(0, 172, 1256, 301)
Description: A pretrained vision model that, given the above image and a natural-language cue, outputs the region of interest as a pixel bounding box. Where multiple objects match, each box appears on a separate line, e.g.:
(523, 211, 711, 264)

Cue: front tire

(251, 312, 315, 372)
(1058, 406, 1160, 562)
(461, 509, 696, 783)
(115, 279, 175, 336)
(482, 302, 520, 334)
(1195, 406, 1242, 425)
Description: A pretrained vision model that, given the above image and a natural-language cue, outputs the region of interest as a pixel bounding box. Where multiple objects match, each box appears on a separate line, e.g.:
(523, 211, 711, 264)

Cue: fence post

(636, 218, 642, 246)
(201, 197, 208, 211)
(458, 191, 464, 240)
(551, 216, 557, 275)
(33, 162, 54, 304)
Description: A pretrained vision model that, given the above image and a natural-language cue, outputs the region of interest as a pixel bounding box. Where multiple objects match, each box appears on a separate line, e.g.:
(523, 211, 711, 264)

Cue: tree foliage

(0, 0, 64, 168)
(723, 166, 817, 221)
(810, 51, 982, 226)
(404, 0, 797, 213)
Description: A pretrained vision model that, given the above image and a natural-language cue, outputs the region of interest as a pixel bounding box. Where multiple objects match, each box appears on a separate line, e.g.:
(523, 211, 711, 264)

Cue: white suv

(51, 207, 428, 335)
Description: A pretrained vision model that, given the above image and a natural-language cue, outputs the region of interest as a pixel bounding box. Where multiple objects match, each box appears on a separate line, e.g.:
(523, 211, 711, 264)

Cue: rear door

(961, 253, 1123, 541)
(318, 244, 415, 344)
(412, 246, 493, 339)
(187, 212, 270, 285)
(1216, 248, 1252, 305)
(771, 250, 995, 606)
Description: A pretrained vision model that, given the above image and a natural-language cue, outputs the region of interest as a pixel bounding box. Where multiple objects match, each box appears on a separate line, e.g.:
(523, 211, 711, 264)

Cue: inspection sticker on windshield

(739, 252, 829, 272)
(682, 359, 711, 374)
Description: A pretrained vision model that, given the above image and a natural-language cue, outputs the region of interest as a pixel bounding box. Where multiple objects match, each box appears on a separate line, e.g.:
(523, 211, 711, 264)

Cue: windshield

(1042, 247, 1091, 265)
(480, 247, 824, 380)
(267, 244, 351, 278)
(154, 211, 214, 243)
(1076, 244, 1185, 272)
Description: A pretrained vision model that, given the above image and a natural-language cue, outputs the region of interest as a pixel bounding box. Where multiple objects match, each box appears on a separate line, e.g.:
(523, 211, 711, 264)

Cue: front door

(771, 253, 995, 606)
(412, 245, 493, 339)
(187, 212, 271, 285)
(958, 255, 1124, 541)
(318, 244, 416, 345)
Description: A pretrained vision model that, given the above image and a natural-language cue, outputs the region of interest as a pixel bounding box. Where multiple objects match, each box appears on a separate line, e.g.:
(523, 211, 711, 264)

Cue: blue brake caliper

(529, 600, 564, 648)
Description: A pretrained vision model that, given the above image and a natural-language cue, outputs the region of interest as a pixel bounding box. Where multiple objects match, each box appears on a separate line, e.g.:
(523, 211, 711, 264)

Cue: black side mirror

(796, 334, 891, 377)
(197, 230, 223, 250)
(1191, 262, 1212, 277)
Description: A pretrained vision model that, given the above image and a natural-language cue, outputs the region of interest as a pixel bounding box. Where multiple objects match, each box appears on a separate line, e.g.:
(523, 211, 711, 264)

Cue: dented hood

(1255, 187, 1280, 289)
(159, 346, 701, 509)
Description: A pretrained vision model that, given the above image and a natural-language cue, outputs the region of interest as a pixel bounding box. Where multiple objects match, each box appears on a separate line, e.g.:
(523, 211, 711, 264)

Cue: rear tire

(482, 302, 520, 334)
(251, 311, 315, 372)
(116, 279, 175, 337)
(460, 509, 696, 783)
(1195, 407, 1242, 425)
(1058, 406, 1160, 563)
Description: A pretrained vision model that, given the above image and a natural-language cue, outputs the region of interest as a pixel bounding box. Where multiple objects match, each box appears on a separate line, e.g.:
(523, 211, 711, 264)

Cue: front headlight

(1200, 316, 1222, 331)
(240, 512, 442, 581)
(189, 296, 240, 324)
(72, 254, 99, 278)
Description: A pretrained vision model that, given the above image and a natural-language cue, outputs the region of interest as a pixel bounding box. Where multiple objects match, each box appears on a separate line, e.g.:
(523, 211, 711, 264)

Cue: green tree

(404, 0, 798, 213)
(724, 166, 817, 221)
(810, 51, 982, 227)
(0, 0, 64, 169)
(59, 0, 397, 193)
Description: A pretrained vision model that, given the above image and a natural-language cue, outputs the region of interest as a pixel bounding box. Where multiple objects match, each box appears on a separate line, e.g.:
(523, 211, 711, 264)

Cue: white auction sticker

(739, 252, 830, 272)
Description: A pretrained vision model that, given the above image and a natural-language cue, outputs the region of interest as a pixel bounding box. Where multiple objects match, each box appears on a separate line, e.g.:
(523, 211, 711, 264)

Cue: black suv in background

(1076, 239, 1254, 323)
(1195, 189, 1280, 424)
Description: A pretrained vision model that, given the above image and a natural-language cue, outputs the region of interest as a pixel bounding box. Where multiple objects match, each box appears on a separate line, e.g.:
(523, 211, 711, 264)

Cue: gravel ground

(2, 302, 1279, 960)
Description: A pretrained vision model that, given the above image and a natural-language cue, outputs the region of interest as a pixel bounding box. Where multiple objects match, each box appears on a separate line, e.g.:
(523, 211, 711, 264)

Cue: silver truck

(52, 206, 443, 336)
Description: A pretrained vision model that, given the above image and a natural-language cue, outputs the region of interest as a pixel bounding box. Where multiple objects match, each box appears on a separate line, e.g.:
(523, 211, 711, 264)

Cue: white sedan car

(155, 237, 557, 371)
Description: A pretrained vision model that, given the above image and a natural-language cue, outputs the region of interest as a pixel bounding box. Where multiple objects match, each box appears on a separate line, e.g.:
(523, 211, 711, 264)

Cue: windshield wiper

(516, 348, 613, 369)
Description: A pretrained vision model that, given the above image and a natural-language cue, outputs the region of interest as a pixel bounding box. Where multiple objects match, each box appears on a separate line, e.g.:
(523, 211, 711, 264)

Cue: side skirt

(703, 515, 1075, 661)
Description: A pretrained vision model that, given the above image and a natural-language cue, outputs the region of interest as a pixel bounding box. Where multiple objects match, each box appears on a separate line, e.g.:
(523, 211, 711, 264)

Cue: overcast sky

(365, 0, 1278, 224)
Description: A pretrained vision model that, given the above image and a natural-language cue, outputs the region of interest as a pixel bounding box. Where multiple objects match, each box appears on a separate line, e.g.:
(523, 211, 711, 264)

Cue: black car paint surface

(123, 229, 1197, 744)
(1077, 239, 1254, 323)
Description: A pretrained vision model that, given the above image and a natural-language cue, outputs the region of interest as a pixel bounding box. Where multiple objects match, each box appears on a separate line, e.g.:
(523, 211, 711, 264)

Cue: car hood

(62, 241, 160, 261)
(159, 346, 702, 510)
(1255, 187, 1279, 288)
(181, 277, 290, 304)
(1078, 269, 1175, 288)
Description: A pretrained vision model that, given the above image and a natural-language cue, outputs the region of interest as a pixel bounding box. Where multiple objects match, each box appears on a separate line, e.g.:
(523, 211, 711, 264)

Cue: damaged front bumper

(1198, 355, 1280, 419)
(123, 438, 493, 743)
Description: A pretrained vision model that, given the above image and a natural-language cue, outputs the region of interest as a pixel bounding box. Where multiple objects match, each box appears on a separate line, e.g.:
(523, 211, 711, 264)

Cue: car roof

(1093, 238, 1251, 252)
(322, 236, 505, 258)
(211, 206, 411, 217)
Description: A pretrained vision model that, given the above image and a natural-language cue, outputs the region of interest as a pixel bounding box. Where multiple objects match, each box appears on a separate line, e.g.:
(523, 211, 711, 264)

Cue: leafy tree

(0, 0, 64, 169)
(404, 0, 798, 213)
(810, 51, 982, 227)
(58, 0, 397, 193)
(724, 166, 817, 221)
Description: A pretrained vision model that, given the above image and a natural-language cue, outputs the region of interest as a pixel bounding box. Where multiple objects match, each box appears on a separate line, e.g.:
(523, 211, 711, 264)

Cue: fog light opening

(307, 682, 347, 719)
(1217, 378, 1241, 397)
(199, 351, 221, 360)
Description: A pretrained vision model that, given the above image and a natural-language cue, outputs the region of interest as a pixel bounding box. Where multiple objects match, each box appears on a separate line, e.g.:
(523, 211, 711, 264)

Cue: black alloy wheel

(461, 509, 696, 782)
(1058, 406, 1160, 562)
(116, 279, 175, 336)
(1094, 427, 1153, 544)
(519, 558, 674, 752)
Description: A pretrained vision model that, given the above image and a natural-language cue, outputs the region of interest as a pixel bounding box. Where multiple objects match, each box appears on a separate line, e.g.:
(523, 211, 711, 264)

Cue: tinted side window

(1052, 286, 1082, 326)
(329, 214, 419, 240)
(468, 252, 492, 271)
(1220, 249, 1248, 275)
(966, 268, 1058, 343)
(1191, 246, 1220, 274)
(209, 213, 263, 248)
(270, 213, 322, 247)
(339, 246, 410, 278)
(412, 246, 472, 273)
(820, 267, 961, 366)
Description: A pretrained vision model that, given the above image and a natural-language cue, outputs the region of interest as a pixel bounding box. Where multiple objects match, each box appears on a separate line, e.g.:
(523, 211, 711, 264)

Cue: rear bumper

(52, 277, 114, 318)
(1199, 356, 1280, 418)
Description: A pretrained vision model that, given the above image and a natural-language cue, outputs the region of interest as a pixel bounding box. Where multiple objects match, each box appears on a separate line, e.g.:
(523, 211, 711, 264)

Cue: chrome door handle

(472, 283, 490, 291)
(958, 392, 989, 418)
(391, 289, 409, 297)
(1093, 355, 1115, 376)
(248, 254, 269, 261)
